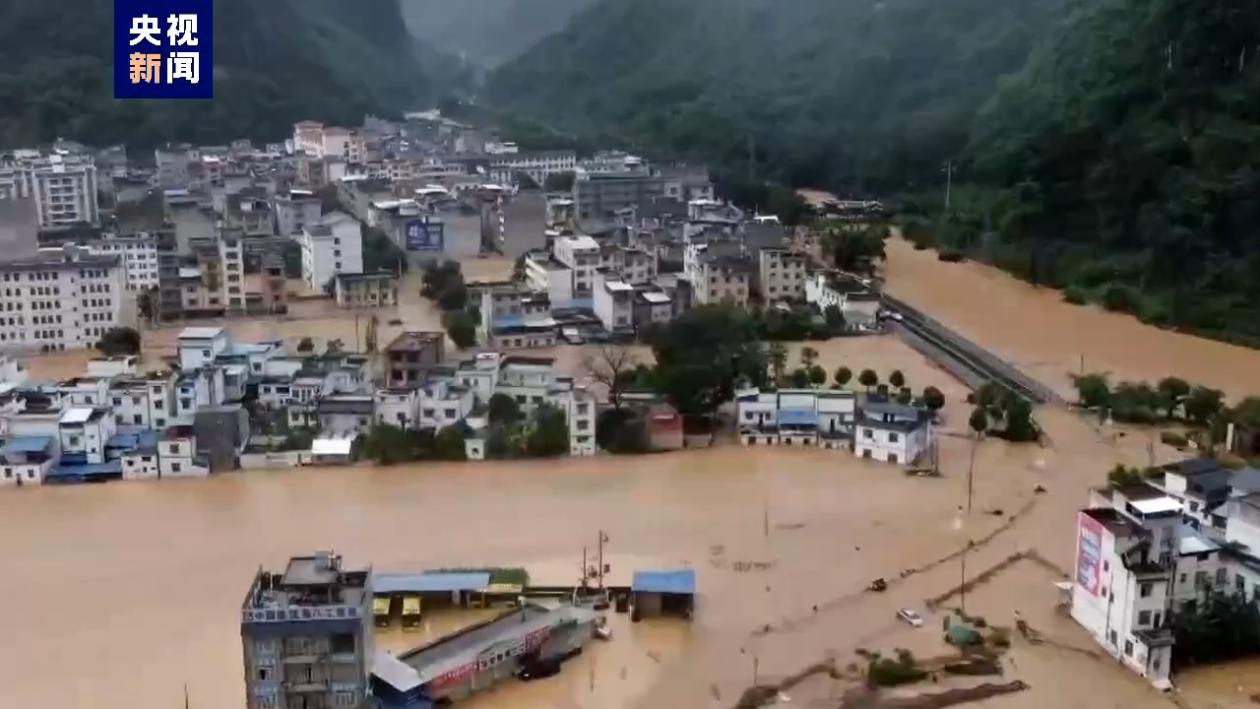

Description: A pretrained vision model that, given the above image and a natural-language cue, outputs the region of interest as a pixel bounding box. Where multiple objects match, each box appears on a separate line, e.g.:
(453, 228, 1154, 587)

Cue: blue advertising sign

(114, 0, 213, 99)
(405, 220, 445, 252)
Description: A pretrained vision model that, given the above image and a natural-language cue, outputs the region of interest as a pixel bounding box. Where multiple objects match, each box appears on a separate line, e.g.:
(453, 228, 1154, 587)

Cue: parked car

(897, 608, 924, 627)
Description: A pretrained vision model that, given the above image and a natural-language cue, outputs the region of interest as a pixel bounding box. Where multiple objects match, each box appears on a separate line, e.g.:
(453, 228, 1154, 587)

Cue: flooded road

(884, 236, 1260, 401)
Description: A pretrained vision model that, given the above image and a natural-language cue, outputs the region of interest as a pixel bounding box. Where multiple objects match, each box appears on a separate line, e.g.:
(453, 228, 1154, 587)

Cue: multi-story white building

(853, 400, 932, 465)
(553, 235, 600, 298)
(759, 248, 809, 302)
(0, 152, 99, 227)
(737, 389, 858, 450)
(80, 234, 160, 292)
(593, 270, 634, 335)
(0, 246, 123, 352)
(300, 212, 362, 292)
(1071, 489, 1180, 689)
(489, 150, 577, 186)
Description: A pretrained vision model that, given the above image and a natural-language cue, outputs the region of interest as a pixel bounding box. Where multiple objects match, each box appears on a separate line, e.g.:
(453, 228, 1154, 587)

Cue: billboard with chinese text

(1076, 512, 1104, 596)
(405, 220, 444, 252)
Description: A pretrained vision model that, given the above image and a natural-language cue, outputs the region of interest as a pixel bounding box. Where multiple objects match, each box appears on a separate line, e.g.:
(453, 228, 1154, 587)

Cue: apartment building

(300, 213, 363, 292)
(0, 152, 99, 227)
(758, 248, 809, 302)
(273, 189, 322, 237)
(737, 389, 858, 451)
(240, 552, 374, 709)
(693, 255, 751, 307)
(79, 234, 161, 292)
(333, 272, 398, 309)
(573, 168, 666, 222)
(489, 150, 577, 186)
(593, 270, 635, 335)
(553, 235, 600, 298)
(0, 246, 123, 352)
(384, 331, 445, 386)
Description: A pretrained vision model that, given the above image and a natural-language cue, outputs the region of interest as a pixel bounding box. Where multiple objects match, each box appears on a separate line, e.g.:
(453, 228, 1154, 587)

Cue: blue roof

(492, 314, 524, 328)
(373, 572, 491, 594)
(632, 569, 696, 595)
(0, 436, 54, 455)
(777, 409, 818, 426)
(45, 460, 123, 483)
(106, 430, 159, 451)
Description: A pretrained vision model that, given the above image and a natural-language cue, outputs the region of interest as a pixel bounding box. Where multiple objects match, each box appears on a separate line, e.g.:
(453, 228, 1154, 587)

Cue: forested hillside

(403, 0, 597, 68)
(941, 0, 1260, 344)
(0, 0, 428, 148)
(489, 0, 1066, 193)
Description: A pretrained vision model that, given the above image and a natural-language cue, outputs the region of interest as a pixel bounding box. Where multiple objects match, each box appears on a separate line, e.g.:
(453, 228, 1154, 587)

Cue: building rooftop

(0, 435, 54, 455)
(242, 553, 370, 618)
(385, 331, 444, 353)
(178, 327, 226, 341)
(632, 568, 696, 595)
(1082, 507, 1145, 537)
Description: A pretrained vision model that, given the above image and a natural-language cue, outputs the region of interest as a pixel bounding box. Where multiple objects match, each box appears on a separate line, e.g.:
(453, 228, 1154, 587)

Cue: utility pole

(967, 436, 976, 514)
(597, 530, 609, 590)
(942, 160, 954, 211)
(582, 546, 588, 589)
(960, 540, 973, 615)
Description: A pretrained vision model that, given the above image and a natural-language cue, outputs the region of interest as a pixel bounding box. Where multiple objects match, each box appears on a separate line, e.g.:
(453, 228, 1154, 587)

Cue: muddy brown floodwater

(883, 236, 1260, 401)
(4, 243, 1260, 708)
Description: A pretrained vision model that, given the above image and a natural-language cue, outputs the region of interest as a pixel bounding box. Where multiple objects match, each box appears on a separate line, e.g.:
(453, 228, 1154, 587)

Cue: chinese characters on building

(114, 1, 213, 99)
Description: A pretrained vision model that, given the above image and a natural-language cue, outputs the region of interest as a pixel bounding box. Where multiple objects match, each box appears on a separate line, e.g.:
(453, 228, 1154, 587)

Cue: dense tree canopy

(0, 0, 428, 148)
(490, 0, 1066, 196)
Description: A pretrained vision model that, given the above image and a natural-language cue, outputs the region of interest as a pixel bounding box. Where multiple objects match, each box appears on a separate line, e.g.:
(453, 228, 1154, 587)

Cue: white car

(897, 608, 924, 627)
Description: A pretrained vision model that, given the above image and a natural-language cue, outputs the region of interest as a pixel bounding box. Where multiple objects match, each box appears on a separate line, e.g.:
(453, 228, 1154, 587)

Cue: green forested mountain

(489, 0, 1067, 193)
(951, 0, 1260, 343)
(403, 0, 598, 68)
(0, 0, 428, 149)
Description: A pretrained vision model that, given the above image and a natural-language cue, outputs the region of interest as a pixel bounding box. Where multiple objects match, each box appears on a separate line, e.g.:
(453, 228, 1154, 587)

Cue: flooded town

(4, 2, 1260, 707)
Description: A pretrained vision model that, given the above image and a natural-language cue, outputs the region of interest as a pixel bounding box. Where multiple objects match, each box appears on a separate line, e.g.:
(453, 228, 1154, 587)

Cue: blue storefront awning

(632, 569, 696, 595)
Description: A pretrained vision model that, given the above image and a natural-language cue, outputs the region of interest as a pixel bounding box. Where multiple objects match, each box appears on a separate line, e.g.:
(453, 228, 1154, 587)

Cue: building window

(171, 463, 182, 473)
(1123, 640, 1133, 657)
(863, 429, 873, 440)
(1217, 568, 1228, 586)
(1137, 610, 1151, 626)
(1139, 582, 1153, 598)
(1237, 574, 1246, 593)
(889, 432, 900, 443)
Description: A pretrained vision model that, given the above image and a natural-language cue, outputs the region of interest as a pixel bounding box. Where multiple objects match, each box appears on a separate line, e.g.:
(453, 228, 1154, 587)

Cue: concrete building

(274, 189, 322, 237)
(301, 213, 363, 293)
(593, 270, 635, 335)
(333, 272, 399, 309)
(693, 255, 751, 307)
(79, 234, 161, 292)
(758, 248, 809, 302)
(573, 168, 666, 223)
(488, 150, 576, 186)
(0, 195, 39, 261)
(1071, 502, 1178, 689)
(552, 235, 600, 298)
(0, 152, 100, 227)
(241, 552, 374, 709)
(178, 327, 230, 370)
(853, 400, 932, 465)
(737, 389, 857, 450)
(0, 246, 123, 352)
(384, 332, 445, 387)
(153, 144, 193, 189)
(660, 166, 715, 203)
